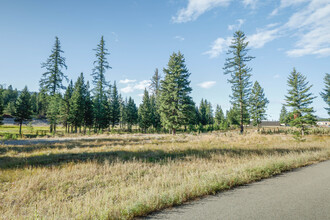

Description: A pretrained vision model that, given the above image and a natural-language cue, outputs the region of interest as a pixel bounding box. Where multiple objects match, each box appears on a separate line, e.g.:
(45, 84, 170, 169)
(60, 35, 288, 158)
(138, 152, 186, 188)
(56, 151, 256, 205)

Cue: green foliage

(36, 89, 48, 118)
(40, 36, 68, 96)
(226, 107, 240, 127)
(150, 95, 161, 130)
(69, 73, 85, 132)
(320, 73, 330, 116)
(198, 99, 214, 126)
(60, 80, 73, 131)
(109, 82, 120, 128)
(159, 51, 194, 134)
(0, 88, 4, 125)
(13, 86, 32, 135)
(279, 105, 287, 124)
(223, 30, 254, 134)
(139, 89, 152, 132)
(249, 81, 269, 127)
(83, 81, 94, 130)
(150, 68, 161, 97)
(126, 97, 138, 131)
(47, 94, 62, 133)
(285, 68, 317, 135)
(214, 105, 224, 125)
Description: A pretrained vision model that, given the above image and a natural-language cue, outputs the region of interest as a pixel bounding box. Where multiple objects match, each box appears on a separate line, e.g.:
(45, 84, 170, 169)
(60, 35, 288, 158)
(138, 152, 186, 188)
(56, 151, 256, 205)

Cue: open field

(0, 132, 329, 219)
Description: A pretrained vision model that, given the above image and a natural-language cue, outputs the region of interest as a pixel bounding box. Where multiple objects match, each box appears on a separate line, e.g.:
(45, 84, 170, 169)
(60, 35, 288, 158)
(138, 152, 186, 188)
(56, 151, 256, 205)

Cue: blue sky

(0, 0, 329, 119)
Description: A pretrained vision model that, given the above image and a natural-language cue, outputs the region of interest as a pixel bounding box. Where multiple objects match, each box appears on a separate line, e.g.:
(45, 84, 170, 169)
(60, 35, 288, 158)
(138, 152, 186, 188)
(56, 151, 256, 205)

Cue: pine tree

(92, 36, 111, 131)
(47, 94, 62, 133)
(249, 81, 269, 129)
(119, 96, 126, 129)
(150, 95, 161, 130)
(109, 81, 120, 128)
(150, 68, 161, 97)
(226, 107, 240, 127)
(159, 51, 194, 135)
(60, 80, 73, 132)
(279, 105, 287, 124)
(126, 97, 138, 131)
(13, 86, 32, 135)
(199, 99, 208, 126)
(215, 105, 224, 125)
(320, 73, 330, 116)
(70, 73, 85, 133)
(30, 92, 38, 116)
(83, 81, 94, 132)
(40, 36, 67, 96)
(285, 68, 316, 135)
(0, 88, 4, 125)
(224, 30, 254, 134)
(37, 88, 48, 118)
(139, 89, 152, 133)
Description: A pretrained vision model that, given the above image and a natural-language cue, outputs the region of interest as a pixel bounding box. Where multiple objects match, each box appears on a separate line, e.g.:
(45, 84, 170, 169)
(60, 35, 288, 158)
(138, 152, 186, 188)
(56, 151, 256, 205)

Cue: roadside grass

(0, 132, 329, 219)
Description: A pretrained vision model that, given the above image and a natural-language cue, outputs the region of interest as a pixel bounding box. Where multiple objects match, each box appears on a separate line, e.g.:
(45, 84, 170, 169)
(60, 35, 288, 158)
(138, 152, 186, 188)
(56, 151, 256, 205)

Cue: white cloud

(119, 79, 136, 84)
(273, 74, 280, 79)
(248, 28, 280, 49)
(174, 35, 185, 41)
(138, 93, 144, 97)
(203, 37, 231, 58)
(198, 81, 216, 88)
(172, 0, 231, 23)
(228, 19, 245, 31)
(120, 80, 151, 94)
(242, 0, 258, 9)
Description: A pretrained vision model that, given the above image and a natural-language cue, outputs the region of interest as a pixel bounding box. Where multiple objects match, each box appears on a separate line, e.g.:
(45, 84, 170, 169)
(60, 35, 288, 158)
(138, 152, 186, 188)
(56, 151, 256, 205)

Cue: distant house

(317, 121, 330, 127)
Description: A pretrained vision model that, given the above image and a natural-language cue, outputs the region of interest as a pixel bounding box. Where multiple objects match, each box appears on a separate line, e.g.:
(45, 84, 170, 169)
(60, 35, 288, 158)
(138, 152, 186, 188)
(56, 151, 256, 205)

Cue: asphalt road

(147, 160, 330, 220)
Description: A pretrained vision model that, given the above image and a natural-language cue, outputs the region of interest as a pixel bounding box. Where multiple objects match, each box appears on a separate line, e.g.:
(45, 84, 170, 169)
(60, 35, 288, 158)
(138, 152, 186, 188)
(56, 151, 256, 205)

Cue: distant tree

(47, 94, 62, 133)
(279, 105, 287, 124)
(60, 80, 73, 132)
(36, 88, 48, 118)
(159, 51, 194, 135)
(109, 81, 120, 128)
(3, 85, 18, 115)
(70, 73, 85, 133)
(215, 105, 224, 125)
(139, 89, 152, 132)
(83, 81, 94, 132)
(249, 81, 269, 129)
(92, 36, 111, 131)
(199, 99, 208, 126)
(150, 68, 161, 97)
(226, 107, 240, 127)
(0, 89, 3, 125)
(320, 73, 330, 116)
(224, 30, 254, 134)
(126, 97, 138, 131)
(40, 36, 67, 96)
(30, 92, 38, 116)
(285, 68, 316, 135)
(150, 95, 161, 130)
(13, 86, 32, 135)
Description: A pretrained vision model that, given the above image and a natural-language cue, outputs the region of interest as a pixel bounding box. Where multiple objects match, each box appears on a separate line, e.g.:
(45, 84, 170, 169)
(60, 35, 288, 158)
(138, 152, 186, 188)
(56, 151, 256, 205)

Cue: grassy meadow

(0, 130, 329, 219)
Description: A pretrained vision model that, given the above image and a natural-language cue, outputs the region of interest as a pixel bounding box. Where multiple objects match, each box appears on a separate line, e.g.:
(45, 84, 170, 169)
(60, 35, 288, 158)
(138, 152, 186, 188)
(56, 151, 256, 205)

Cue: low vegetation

(0, 131, 329, 219)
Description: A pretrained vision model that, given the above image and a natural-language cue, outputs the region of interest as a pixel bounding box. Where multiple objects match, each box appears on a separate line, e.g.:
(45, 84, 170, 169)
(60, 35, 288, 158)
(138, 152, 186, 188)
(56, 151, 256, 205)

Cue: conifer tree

(109, 81, 120, 128)
(249, 81, 269, 129)
(226, 107, 240, 127)
(279, 105, 287, 124)
(139, 89, 152, 132)
(37, 88, 48, 118)
(150, 95, 161, 130)
(150, 68, 161, 97)
(285, 68, 316, 135)
(0, 89, 4, 125)
(83, 81, 94, 132)
(40, 37, 67, 96)
(215, 105, 224, 125)
(159, 51, 194, 135)
(126, 97, 138, 131)
(199, 99, 208, 126)
(70, 73, 85, 133)
(92, 36, 111, 131)
(320, 73, 330, 116)
(47, 94, 62, 133)
(224, 31, 254, 134)
(30, 92, 38, 116)
(13, 86, 32, 135)
(60, 80, 73, 132)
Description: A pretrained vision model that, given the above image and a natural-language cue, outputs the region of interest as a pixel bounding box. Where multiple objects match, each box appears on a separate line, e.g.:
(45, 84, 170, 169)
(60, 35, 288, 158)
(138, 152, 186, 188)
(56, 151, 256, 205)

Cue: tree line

(0, 31, 329, 135)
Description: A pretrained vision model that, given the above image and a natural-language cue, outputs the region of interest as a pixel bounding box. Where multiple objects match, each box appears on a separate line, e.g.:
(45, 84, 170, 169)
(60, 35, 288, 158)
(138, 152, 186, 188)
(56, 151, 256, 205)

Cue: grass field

(0, 131, 329, 219)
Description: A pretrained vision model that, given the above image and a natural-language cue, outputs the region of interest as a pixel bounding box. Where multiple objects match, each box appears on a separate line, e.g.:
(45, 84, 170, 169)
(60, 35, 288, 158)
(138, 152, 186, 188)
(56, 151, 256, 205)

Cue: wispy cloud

(111, 32, 119, 42)
(174, 35, 185, 41)
(248, 28, 281, 49)
(198, 81, 216, 88)
(228, 19, 245, 31)
(119, 79, 137, 84)
(203, 37, 231, 58)
(242, 0, 258, 9)
(273, 74, 280, 79)
(120, 80, 151, 94)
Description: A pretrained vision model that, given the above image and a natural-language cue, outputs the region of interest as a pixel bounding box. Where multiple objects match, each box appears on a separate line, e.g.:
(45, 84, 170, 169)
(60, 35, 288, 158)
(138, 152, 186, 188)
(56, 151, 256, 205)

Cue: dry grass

(0, 132, 329, 219)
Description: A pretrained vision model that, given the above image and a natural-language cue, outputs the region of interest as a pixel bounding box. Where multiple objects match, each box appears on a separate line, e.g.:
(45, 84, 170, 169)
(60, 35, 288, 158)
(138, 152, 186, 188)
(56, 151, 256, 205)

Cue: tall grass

(0, 132, 329, 219)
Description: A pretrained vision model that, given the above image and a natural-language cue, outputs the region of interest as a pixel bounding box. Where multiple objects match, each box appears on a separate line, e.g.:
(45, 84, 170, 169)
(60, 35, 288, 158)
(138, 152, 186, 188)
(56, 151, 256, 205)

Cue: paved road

(147, 160, 330, 220)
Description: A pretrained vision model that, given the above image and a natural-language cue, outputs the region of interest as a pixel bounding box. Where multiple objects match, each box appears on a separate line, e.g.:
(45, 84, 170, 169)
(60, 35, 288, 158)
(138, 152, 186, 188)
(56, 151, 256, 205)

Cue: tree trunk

(172, 128, 176, 135)
(19, 122, 22, 135)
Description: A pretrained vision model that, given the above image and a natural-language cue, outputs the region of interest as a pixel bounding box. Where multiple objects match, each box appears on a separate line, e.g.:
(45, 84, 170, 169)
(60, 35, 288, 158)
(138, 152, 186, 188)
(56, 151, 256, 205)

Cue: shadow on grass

(0, 147, 323, 170)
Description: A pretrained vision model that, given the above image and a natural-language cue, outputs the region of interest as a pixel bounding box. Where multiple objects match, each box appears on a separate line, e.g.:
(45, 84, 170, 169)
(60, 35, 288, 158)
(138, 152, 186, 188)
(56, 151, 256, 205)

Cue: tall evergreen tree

(285, 68, 316, 135)
(13, 86, 32, 135)
(126, 97, 138, 131)
(60, 80, 73, 132)
(0, 89, 4, 125)
(109, 81, 120, 128)
(223, 30, 254, 134)
(159, 51, 194, 135)
(320, 73, 330, 116)
(36, 88, 48, 118)
(226, 107, 240, 127)
(40, 36, 67, 96)
(92, 36, 111, 131)
(215, 105, 224, 125)
(199, 99, 208, 126)
(249, 81, 269, 129)
(70, 73, 85, 132)
(83, 81, 94, 132)
(47, 94, 62, 133)
(119, 96, 126, 129)
(279, 105, 287, 124)
(139, 89, 152, 132)
(150, 95, 161, 130)
(150, 68, 161, 97)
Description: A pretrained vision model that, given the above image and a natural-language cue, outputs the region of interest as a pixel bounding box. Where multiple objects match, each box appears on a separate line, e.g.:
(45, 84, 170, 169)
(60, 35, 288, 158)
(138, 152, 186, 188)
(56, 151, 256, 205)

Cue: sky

(0, 0, 329, 120)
